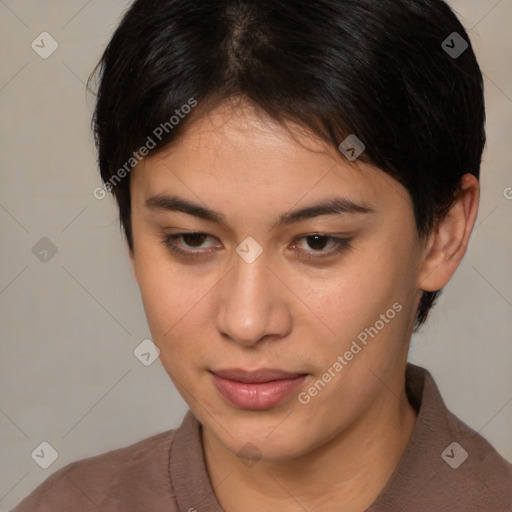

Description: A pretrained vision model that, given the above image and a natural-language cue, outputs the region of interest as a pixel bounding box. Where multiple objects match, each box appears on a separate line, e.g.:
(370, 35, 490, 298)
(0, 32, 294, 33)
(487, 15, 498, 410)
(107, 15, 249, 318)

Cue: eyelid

(161, 232, 220, 258)
(161, 232, 352, 260)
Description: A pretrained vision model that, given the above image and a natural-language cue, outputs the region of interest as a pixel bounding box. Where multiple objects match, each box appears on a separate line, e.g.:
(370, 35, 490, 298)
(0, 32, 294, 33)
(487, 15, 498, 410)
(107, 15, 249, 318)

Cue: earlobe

(418, 174, 480, 292)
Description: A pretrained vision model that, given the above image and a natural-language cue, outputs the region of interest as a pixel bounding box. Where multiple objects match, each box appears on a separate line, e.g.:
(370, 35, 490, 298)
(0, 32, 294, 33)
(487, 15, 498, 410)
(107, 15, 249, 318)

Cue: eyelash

(160, 232, 352, 260)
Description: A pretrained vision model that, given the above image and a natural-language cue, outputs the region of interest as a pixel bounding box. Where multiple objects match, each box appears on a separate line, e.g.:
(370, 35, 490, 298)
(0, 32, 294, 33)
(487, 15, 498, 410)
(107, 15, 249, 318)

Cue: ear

(417, 174, 480, 292)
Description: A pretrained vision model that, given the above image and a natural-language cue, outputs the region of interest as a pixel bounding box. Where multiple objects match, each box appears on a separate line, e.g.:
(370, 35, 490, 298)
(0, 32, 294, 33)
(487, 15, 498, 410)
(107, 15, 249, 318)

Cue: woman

(12, 0, 511, 510)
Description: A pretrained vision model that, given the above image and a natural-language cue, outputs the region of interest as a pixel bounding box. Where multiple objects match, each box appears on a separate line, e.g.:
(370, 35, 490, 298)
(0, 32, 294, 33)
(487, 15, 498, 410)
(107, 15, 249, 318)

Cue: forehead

(130, 102, 412, 224)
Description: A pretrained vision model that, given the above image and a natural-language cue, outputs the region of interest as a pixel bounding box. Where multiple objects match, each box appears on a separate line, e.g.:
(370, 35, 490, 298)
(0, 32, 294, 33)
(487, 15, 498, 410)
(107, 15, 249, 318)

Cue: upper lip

(210, 368, 307, 383)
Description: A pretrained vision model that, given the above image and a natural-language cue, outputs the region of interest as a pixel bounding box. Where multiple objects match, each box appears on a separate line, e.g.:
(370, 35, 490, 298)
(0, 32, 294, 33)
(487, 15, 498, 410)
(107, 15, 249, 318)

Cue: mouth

(209, 368, 308, 410)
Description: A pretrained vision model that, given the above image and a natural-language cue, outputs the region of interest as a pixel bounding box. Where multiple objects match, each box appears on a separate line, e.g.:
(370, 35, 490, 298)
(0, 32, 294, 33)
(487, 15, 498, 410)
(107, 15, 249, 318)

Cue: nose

(214, 252, 292, 347)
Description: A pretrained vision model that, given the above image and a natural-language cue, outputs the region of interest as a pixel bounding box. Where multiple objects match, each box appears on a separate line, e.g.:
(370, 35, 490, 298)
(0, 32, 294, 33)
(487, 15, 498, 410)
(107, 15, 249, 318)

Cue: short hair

(88, 0, 485, 331)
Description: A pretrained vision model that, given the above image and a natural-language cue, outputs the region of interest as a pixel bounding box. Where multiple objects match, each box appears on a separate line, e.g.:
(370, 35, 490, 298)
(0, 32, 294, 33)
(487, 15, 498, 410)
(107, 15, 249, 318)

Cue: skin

(128, 100, 479, 511)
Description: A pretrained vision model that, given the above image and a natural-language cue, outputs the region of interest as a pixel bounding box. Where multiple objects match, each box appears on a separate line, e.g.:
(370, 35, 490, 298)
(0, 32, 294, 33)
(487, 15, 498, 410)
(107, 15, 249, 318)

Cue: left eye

(290, 235, 351, 259)
(161, 233, 351, 259)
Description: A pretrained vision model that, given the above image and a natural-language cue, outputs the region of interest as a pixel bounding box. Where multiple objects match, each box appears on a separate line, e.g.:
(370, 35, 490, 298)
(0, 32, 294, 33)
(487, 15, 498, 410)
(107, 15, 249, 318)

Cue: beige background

(0, 0, 511, 509)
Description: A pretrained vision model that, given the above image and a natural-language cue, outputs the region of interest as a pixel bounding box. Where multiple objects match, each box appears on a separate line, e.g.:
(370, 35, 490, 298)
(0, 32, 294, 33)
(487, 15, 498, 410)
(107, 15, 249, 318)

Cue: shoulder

(421, 410, 512, 511)
(11, 429, 180, 512)
(446, 407, 512, 489)
(376, 364, 512, 511)
(405, 364, 512, 510)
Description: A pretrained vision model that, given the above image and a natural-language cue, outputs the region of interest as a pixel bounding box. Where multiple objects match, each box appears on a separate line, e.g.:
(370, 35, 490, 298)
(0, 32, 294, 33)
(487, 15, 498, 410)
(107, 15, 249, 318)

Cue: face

(129, 101, 425, 461)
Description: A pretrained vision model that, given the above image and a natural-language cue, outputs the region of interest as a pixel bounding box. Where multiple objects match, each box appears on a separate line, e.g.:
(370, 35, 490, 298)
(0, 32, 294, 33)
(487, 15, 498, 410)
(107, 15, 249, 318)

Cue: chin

(212, 412, 312, 456)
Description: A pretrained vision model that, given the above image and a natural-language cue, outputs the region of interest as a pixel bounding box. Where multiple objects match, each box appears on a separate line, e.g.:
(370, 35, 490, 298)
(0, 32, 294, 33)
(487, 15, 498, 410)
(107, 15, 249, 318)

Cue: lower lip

(211, 373, 307, 410)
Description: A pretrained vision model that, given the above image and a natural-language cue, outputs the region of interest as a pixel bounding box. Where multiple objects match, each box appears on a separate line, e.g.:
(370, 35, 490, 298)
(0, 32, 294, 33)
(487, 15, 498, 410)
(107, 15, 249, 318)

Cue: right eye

(161, 232, 221, 257)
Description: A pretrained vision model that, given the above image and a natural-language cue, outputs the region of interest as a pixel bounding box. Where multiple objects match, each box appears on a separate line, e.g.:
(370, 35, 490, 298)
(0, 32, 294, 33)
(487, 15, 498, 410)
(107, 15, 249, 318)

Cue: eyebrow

(144, 194, 375, 229)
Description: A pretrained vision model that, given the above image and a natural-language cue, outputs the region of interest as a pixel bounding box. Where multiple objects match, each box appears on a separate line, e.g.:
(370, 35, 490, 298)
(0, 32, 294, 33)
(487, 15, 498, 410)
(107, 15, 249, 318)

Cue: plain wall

(0, 1, 511, 509)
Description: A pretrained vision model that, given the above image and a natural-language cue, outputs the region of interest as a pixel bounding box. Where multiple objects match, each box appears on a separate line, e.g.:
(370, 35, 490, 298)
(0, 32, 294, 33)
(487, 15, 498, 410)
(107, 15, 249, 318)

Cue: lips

(210, 368, 308, 410)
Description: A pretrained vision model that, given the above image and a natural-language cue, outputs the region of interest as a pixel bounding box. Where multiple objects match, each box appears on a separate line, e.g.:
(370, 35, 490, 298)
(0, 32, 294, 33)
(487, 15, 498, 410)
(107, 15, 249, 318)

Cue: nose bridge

(217, 248, 282, 345)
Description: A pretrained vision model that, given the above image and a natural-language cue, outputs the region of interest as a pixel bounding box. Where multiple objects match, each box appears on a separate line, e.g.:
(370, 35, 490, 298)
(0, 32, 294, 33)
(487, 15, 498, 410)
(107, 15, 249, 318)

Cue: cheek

(137, 274, 198, 380)
(133, 250, 188, 339)
(133, 250, 215, 370)
(311, 252, 403, 321)
(297, 246, 414, 364)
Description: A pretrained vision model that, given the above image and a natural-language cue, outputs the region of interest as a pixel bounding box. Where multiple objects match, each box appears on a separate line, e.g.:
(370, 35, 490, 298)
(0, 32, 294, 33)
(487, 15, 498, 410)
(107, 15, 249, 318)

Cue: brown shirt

(11, 364, 512, 511)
